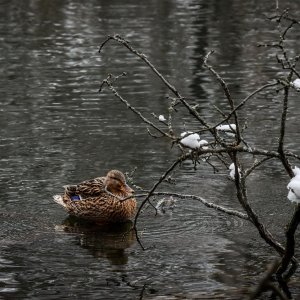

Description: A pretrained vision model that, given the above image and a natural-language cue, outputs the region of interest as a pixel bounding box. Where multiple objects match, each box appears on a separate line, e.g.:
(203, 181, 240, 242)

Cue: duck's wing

(64, 177, 105, 199)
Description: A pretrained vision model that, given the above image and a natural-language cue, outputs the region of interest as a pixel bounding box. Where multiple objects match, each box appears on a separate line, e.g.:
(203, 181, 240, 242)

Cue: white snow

(199, 139, 208, 147)
(291, 78, 300, 91)
(159, 115, 166, 122)
(180, 132, 208, 149)
(287, 166, 300, 203)
(180, 131, 201, 149)
(216, 124, 236, 132)
(216, 124, 236, 137)
(229, 163, 241, 180)
(292, 166, 300, 176)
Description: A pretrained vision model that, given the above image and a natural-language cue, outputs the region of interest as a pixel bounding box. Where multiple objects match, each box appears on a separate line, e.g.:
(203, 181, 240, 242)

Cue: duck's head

(104, 170, 134, 196)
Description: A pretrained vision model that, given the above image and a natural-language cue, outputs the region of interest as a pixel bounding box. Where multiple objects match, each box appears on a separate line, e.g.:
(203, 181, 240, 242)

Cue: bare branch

(140, 191, 249, 220)
(278, 71, 294, 178)
(276, 205, 300, 288)
(98, 11, 300, 289)
(100, 74, 173, 139)
(125, 191, 248, 221)
(228, 81, 279, 119)
(249, 260, 289, 300)
(202, 51, 241, 144)
(245, 157, 274, 177)
(99, 34, 181, 98)
(132, 155, 187, 249)
(232, 152, 291, 259)
(99, 35, 213, 130)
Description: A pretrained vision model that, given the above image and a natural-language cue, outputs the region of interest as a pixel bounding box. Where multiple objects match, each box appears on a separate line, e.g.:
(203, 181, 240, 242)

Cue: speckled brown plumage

(53, 170, 136, 224)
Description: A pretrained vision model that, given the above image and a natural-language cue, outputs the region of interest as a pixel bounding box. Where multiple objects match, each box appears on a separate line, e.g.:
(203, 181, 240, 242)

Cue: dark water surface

(1, 0, 300, 299)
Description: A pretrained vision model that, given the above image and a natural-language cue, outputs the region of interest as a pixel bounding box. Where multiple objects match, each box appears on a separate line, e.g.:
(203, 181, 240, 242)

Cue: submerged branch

(132, 191, 249, 221)
(249, 260, 289, 300)
(276, 205, 300, 285)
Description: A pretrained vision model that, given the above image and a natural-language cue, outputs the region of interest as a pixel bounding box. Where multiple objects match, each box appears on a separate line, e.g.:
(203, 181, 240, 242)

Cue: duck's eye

(113, 181, 121, 187)
(110, 177, 123, 189)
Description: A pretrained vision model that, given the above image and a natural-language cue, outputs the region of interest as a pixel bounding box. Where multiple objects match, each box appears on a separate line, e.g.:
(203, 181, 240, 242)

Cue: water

(1, 0, 300, 299)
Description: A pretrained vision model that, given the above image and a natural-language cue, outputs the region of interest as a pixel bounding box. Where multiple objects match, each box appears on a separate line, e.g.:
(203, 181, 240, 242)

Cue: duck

(53, 170, 136, 224)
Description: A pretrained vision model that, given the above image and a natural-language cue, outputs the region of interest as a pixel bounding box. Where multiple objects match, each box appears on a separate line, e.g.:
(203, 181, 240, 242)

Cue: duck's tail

(53, 195, 66, 207)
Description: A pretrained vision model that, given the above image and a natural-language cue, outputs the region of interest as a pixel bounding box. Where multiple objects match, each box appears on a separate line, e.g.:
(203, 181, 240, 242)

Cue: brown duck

(53, 170, 136, 224)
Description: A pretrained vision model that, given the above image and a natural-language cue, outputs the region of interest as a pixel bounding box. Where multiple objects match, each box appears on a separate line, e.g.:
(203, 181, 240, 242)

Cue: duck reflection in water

(56, 216, 135, 265)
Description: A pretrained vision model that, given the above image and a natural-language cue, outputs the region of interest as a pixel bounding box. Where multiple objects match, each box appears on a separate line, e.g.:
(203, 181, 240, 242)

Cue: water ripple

(139, 198, 246, 241)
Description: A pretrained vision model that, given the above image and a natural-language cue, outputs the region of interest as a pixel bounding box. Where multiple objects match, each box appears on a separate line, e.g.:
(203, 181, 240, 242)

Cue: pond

(1, 0, 300, 299)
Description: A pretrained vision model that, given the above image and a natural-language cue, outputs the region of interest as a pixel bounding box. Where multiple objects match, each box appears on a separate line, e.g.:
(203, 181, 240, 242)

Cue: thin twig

(278, 71, 294, 178)
(245, 157, 274, 177)
(232, 152, 293, 261)
(249, 260, 288, 300)
(99, 34, 180, 97)
(276, 205, 300, 290)
(100, 74, 173, 139)
(99, 34, 213, 131)
(133, 155, 187, 249)
(228, 81, 279, 119)
(202, 51, 241, 144)
(133, 191, 249, 220)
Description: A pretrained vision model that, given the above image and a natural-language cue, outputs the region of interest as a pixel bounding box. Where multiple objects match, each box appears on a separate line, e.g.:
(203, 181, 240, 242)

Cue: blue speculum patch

(71, 195, 81, 201)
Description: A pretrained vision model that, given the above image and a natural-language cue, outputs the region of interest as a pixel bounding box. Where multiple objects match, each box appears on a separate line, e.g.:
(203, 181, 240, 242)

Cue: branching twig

(232, 152, 292, 260)
(132, 155, 187, 249)
(100, 74, 173, 139)
(278, 71, 294, 177)
(98, 9, 300, 294)
(276, 205, 300, 290)
(99, 34, 181, 98)
(249, 260, 289, 300)
(228, 81, 279, 119)
(202, 51, 241, 144)
(130, 191, 249, 221)
(245, 157, 274, 177)
(100, 35, 213, 131)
